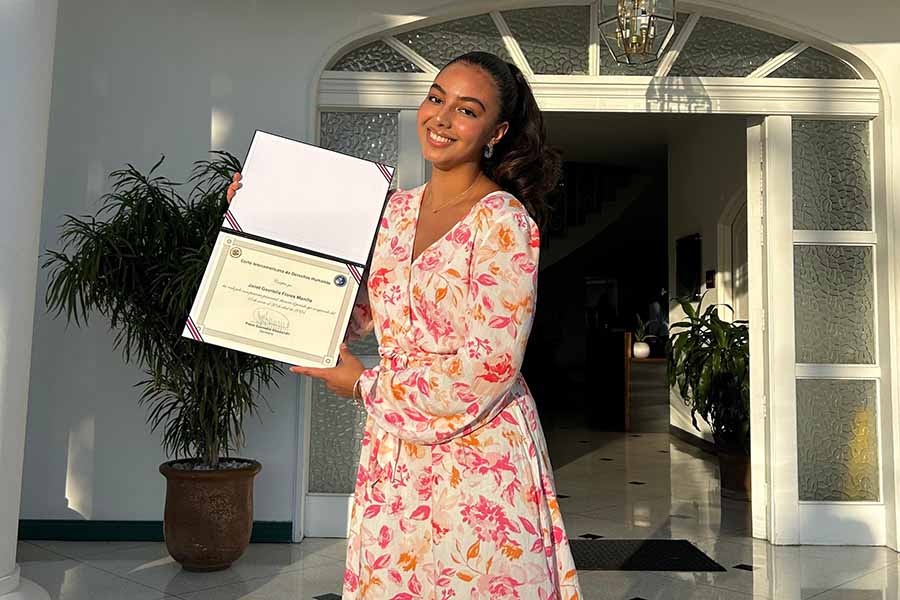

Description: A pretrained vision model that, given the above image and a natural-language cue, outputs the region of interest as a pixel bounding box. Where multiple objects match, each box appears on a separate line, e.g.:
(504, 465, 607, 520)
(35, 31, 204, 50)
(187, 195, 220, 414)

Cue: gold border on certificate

(190, 233, 358, 366)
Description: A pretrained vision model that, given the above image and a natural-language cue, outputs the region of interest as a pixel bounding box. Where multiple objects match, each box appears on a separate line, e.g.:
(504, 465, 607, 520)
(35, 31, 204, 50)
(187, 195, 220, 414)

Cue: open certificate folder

(183, 130, 394, 367)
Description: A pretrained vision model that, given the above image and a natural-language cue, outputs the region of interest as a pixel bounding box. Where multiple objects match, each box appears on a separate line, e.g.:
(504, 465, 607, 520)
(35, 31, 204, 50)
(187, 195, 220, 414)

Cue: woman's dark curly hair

(444, 52, 560, 229)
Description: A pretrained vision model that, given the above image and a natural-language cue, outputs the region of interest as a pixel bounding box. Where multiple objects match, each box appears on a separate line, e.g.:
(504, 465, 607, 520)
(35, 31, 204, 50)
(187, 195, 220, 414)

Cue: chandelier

(598, 0, 677, 66)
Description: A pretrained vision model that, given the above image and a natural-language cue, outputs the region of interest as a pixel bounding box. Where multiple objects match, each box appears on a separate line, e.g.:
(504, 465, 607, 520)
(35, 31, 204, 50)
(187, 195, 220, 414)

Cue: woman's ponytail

(445, 52, 560, 229)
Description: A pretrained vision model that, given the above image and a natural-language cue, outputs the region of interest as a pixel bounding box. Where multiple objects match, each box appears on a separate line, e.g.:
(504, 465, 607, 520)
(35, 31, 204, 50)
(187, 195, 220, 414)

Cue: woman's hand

(290, 344, 366, 399)
(226, 172, 242, 204)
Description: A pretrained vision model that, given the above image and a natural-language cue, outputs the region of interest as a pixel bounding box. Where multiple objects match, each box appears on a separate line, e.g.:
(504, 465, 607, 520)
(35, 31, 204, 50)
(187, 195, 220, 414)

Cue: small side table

(623, 331, 667, 431)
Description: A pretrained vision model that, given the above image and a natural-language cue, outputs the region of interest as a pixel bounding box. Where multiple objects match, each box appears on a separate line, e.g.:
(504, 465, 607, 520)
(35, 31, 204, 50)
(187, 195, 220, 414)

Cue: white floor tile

(179, 561, 346, 599)
(81, 540, 343, 596)
(17, 430, 900, 600)
(578, 569, 767, 600)
(810, 561, 900, 599)
(28, 539, 158, 560)
(16, 541, 71, 564)
(664, 534, 899, 599)
(19, 558, 171, 600)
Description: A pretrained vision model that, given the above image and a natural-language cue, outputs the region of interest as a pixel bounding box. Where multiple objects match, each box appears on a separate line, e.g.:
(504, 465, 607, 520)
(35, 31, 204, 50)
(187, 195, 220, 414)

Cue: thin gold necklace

(426, 174, 482, 213)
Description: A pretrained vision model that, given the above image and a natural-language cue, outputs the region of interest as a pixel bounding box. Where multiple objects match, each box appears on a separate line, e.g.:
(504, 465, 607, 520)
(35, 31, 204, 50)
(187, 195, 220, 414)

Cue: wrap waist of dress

(378, 344, 439, 370)
(367, 345, 527, 486)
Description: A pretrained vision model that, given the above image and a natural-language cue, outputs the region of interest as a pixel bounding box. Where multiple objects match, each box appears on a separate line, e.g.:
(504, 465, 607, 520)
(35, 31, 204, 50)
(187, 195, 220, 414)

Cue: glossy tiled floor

(17, 428, 900, 599)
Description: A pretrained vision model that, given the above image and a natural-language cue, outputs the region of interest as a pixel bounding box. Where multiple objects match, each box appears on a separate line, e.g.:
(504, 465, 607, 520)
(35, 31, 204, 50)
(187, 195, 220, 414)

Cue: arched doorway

(298, 2, 892, 550)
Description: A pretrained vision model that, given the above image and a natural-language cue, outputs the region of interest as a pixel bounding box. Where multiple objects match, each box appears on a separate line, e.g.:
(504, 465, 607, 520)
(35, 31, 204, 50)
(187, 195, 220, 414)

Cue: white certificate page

(182, 130, 392, 366)
(186, 233, 359, 367)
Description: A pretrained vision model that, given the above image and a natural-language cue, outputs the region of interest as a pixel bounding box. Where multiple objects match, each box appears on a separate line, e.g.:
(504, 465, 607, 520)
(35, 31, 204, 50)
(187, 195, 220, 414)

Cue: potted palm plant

(43, 153, 283, 571)
(666, 291, 750, 499)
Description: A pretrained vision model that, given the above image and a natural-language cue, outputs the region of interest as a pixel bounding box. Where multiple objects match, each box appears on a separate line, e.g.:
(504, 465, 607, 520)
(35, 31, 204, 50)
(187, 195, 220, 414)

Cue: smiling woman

(287, 51, 581, 599)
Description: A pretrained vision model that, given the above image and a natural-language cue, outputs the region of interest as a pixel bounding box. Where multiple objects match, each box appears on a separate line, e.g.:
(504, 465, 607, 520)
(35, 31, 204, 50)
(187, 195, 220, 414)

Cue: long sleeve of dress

(358, 207, 540, 444)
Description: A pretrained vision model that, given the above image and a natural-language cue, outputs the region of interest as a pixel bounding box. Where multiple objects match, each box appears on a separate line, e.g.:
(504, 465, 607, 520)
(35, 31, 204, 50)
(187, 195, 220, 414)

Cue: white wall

(21, 0, 900, 526)
(23, 0, 332, 522)
(667, 116, 747, 443)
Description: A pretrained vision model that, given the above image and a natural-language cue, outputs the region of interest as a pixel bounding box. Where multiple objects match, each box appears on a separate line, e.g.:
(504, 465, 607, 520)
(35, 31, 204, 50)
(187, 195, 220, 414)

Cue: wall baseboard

(19, 520, 292, 543)
(669, 424, 718, 456)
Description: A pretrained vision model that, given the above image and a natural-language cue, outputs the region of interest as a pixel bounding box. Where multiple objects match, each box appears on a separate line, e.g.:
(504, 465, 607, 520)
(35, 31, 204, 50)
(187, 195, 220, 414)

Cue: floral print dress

(342, 185, 582, 600)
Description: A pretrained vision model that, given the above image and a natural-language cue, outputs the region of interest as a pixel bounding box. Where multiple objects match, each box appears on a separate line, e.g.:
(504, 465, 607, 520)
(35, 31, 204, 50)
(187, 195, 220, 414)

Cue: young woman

(229, 51, 582, 600)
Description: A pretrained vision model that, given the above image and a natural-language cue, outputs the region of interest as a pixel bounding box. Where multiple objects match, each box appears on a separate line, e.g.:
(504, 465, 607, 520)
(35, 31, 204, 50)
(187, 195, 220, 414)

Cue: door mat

(570, 539, 726, 571)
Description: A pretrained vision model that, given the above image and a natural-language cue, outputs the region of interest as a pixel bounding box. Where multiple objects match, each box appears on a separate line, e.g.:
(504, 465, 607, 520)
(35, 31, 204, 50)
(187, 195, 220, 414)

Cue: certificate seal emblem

(334, 274, 347, 287)
(229, 247, 242, 259)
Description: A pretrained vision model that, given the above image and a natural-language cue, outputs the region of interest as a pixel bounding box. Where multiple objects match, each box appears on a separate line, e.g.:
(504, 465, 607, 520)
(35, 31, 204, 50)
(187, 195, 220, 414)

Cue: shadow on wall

(646, 76, 712, 115)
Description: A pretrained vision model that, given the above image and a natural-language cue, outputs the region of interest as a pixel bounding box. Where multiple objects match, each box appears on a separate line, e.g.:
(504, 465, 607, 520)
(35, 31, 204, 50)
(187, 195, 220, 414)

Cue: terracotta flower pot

(159, 458, 261, 571)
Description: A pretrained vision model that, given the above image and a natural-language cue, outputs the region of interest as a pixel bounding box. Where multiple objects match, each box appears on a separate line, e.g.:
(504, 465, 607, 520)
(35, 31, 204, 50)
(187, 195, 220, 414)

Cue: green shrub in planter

(666, 291, 750, 455)
(43, 153, 283, 468)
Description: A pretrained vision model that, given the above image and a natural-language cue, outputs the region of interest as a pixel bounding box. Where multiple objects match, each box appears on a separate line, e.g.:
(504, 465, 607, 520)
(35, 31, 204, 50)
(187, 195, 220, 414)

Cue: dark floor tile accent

(313, 594, 342, 600)
(733, 563, 755, 571)
(628, 481, 646, 485)
(658, 450, 669, 453)
(631, 434, 642, 438)
(579, 533, 603, 539)
(557, 494, 570, 499)
(670, 514, 693, 519)
(629, 597, 649, 600)
(579, 440, 590, 444)
(600, 458, 614, 461)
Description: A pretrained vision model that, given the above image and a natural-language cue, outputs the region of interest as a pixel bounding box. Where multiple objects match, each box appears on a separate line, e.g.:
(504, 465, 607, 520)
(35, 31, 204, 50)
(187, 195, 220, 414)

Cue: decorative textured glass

(600, 12, 690, 76)
(312, 113, 392, 492)
(797, 379, 879, 501)
(394, 15, 511, 70)
(348, 331, 379, 356)
(308, 379, 367, 493)
(331, 40, 423, 73)
(793, 119, 871, 231)
(501, 6, 589, 75)
(319, 112, 398, 179)
(769, 47, 860, 80)
(669, 16, 795, 77)
(794, 245, 875, 365)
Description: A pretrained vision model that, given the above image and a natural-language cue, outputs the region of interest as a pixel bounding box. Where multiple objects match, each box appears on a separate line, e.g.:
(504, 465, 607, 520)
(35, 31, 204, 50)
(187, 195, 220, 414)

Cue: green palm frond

(43, 152, 283, 468)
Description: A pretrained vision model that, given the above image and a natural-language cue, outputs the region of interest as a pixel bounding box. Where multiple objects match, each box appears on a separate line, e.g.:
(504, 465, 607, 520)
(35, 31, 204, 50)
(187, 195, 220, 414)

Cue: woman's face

(417, 62, 509, 170)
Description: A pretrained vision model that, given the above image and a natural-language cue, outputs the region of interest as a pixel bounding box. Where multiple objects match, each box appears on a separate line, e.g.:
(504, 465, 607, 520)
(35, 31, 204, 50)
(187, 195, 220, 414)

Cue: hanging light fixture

(598, 0, 677, 66)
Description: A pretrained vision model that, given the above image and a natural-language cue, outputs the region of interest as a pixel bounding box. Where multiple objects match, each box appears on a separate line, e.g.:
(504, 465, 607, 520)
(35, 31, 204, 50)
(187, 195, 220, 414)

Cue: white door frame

(301, 4, 896, 548)
(716, 189, 748, 316)
(760, 114, 888, 546)
(745, 118, 771, 540)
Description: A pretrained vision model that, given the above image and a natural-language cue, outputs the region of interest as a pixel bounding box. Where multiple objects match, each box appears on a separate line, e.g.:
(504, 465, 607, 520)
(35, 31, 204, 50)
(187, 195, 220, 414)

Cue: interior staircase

(540, 164, 655, 271)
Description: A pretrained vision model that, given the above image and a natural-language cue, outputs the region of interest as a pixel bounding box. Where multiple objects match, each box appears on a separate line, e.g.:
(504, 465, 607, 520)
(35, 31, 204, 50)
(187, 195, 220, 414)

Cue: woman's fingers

(226, 172, 243, 204)
(290, 365, 331, 378)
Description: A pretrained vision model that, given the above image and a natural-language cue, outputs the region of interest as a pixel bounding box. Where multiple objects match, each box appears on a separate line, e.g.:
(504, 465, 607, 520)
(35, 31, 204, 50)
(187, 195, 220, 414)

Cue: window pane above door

(501, 6, 589, 75)
(331, 40, 423, 73)
(393, 15, 511, 70)
(769, 47, 860, 80)
(669, 16, 795, 77)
